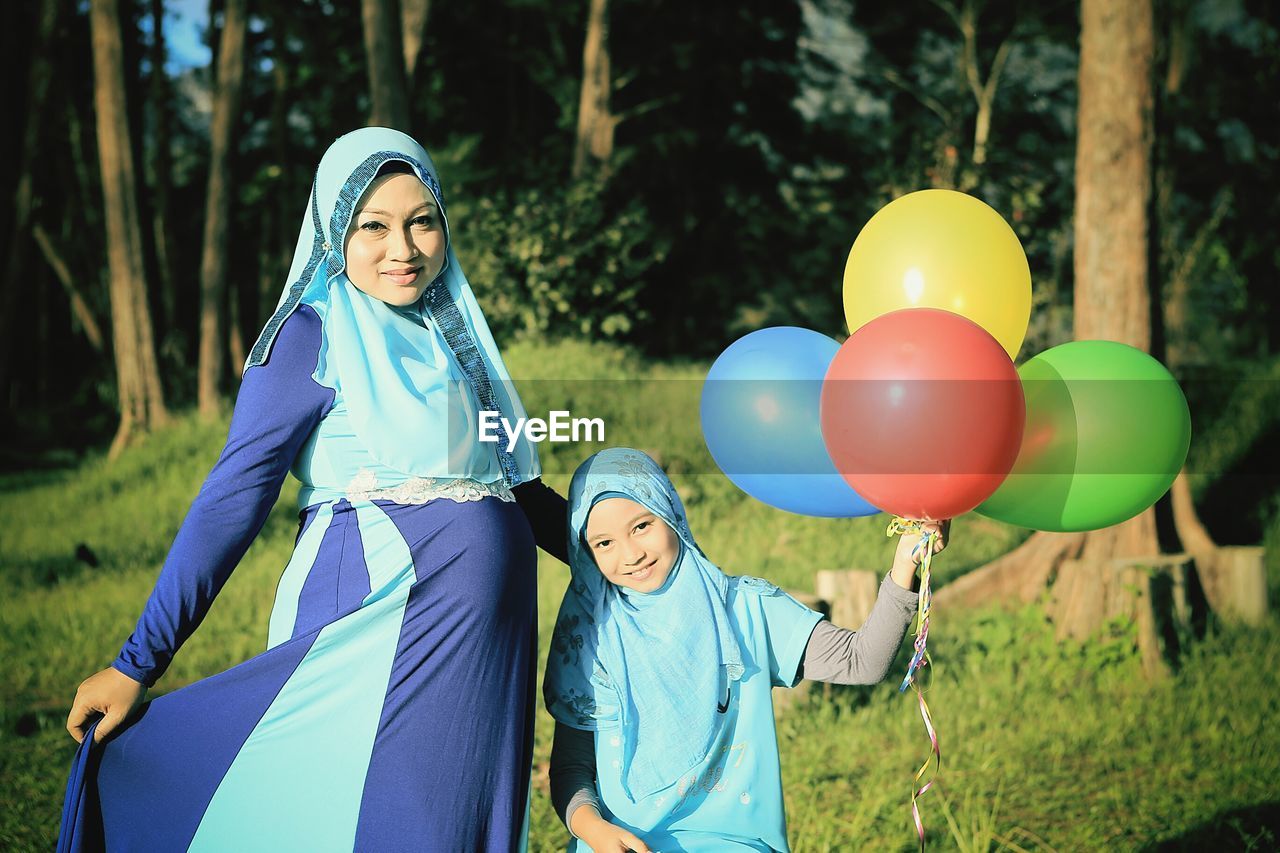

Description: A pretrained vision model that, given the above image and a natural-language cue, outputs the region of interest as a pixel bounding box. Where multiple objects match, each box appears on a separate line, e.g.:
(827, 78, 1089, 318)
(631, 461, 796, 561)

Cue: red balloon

(820, 308, 1024, 520)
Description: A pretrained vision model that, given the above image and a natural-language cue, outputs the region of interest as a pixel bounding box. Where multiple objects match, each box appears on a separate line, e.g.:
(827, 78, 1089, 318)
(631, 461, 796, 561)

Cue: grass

(2, 339, 1277, 851)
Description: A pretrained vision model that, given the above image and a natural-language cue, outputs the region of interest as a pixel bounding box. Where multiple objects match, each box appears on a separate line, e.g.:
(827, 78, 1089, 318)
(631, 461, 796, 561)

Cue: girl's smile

(584, 497, 680, 593)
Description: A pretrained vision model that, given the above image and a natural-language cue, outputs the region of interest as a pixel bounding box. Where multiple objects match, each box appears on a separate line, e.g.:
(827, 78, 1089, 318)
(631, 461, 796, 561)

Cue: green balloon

(977, 340, 1190, 532)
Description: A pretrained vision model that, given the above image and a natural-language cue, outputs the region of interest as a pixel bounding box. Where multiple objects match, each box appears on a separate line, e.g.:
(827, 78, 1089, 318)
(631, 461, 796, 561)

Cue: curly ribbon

(887, 516, 942, 853)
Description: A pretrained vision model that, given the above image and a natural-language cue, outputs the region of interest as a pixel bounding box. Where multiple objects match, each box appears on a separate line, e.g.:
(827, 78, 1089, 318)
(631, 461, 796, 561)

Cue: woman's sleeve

(111, 306, 335, 687)
(550, 721, 602, 837)
(511, 477, 568, 565)
(798, 572, 919, 685)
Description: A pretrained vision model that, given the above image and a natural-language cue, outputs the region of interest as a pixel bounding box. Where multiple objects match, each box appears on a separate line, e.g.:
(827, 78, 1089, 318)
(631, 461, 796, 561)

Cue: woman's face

(343, 172, 447, 306)
(584, 497, 681, 593)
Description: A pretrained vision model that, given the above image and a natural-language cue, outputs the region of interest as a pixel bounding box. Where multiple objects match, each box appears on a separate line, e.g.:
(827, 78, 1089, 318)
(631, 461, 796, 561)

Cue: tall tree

(1072, 0, 1159, 558)
(197, 0, 248, 418)
(937, 0, 1161, 606)
(362, 0, 412, 130)
(262, 3, 293, 322)
(572, 0, 615, 179)
(149, 0, 177, 337)
(91, 0, 169, 454)
(401, 0, 431, 90)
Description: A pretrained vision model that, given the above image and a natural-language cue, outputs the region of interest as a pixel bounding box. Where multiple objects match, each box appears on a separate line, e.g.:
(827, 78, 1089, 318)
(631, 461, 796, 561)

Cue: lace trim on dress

(345, 468, 515, 504)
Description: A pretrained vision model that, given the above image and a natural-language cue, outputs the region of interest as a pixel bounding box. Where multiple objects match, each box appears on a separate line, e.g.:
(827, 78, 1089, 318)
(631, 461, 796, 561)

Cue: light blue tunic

(572, 577, 823, 853)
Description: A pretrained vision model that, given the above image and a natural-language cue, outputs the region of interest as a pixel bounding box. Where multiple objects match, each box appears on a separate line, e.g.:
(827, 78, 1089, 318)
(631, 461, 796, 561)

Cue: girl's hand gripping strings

(889, 518, 950, 591)
(570, 805, 652, 853)
(886, 516, 950, 853)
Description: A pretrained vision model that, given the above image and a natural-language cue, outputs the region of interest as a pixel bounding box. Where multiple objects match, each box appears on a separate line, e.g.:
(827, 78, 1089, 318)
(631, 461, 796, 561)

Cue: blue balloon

(701, 327, 881, 517)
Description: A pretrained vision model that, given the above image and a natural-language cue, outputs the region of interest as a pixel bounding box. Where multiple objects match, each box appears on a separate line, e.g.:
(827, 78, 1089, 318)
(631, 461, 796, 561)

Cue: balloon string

(887, 516, 942, 853)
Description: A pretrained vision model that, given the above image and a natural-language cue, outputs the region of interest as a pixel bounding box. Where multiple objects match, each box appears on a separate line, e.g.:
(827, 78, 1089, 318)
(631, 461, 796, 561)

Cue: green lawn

(2, 340, 1276, 851)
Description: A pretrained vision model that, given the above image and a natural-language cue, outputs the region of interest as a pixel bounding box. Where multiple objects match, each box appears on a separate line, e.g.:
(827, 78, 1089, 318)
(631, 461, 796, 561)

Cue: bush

(452, 176, 671, 343)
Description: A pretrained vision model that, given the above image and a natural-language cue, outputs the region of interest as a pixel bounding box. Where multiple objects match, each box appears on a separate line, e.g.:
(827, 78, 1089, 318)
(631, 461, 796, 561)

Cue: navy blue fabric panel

(113, 306, 334, 686)
(57, 722, 103, 853)
(291, 500, 372, 641)
(59, 631, 317, 852)
(512, 477, 570, 565)
(352, 497, 538, 852)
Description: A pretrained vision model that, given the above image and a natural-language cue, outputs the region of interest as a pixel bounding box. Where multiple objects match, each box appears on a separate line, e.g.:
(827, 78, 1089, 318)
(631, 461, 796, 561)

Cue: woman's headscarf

(246, 127, 539, 486)
(544, 448, 744, 801)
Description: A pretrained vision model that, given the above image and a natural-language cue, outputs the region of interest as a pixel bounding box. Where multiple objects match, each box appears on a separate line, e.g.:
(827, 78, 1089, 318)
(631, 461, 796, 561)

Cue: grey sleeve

(550, 722, 602, 836)
(799, 572, 920, 685)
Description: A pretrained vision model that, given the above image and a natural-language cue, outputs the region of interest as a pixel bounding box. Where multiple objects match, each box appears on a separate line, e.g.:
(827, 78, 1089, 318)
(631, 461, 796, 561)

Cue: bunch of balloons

(701, 189, 1191, 531)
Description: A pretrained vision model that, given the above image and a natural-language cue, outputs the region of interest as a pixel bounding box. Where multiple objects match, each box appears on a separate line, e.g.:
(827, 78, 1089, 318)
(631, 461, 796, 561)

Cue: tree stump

(1198, 546, 1268, 626)
(814, 569, 879, 631)
(1046, 554, 1208, 679)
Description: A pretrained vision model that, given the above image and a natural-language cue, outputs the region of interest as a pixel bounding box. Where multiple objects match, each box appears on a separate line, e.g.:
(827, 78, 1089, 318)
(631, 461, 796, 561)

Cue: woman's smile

(383, 266, 423, 285)
(344, 170, 447, 306)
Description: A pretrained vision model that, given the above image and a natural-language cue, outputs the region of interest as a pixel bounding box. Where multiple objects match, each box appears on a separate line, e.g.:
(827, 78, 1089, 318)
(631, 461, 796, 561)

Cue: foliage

(456, 175, 671, 341)
(3, 0, 1278, 424)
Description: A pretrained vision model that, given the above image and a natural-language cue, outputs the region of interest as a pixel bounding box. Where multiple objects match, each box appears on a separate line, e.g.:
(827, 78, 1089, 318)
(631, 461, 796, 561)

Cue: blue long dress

(58, 305, 566, 852)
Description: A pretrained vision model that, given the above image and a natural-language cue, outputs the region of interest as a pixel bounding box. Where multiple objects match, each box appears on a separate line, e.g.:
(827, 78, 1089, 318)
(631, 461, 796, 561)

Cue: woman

(60, 127, 567, 852)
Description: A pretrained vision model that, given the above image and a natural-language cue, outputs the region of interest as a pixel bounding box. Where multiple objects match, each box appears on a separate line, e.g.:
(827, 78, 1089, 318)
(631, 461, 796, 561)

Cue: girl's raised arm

(797, 520, 949, 686)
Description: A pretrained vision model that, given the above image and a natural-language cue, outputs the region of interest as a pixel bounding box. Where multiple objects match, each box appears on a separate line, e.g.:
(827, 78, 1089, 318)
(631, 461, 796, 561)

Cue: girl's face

(343, 172, 446, 306)
(584, 497, 681, 593)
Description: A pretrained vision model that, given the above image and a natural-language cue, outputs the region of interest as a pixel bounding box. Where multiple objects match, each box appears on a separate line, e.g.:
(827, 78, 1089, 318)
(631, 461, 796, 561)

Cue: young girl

(544, 448, 946, 853)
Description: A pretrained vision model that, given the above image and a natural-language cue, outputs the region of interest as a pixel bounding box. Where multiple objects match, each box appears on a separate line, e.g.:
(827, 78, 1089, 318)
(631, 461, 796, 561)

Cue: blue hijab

(544, 449, 744, 801)
(246, 127, 539, 486)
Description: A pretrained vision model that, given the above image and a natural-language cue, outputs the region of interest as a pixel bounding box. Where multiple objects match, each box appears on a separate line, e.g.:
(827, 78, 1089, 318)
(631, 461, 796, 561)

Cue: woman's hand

(66, 667, 147, 745)
(570, 805, 652, 853)
(890, 519, 951, 590)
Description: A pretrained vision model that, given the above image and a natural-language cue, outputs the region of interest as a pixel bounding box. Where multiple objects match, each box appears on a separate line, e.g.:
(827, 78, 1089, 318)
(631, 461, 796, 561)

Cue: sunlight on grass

(1, 340, 1276, 852)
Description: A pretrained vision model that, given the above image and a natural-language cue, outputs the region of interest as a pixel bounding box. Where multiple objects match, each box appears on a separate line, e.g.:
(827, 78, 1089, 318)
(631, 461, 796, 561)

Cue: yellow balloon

(843, 189, 1031, 360)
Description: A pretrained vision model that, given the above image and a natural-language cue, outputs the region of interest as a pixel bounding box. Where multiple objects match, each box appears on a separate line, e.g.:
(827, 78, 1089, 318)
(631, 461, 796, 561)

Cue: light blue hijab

(246, 127, 539, 485)
(544, 449, 744, 801)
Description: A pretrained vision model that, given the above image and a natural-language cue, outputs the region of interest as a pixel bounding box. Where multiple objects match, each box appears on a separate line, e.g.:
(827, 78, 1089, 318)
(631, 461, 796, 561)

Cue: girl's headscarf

(246, 127, 539, 486)
(544, 448, 744, 801)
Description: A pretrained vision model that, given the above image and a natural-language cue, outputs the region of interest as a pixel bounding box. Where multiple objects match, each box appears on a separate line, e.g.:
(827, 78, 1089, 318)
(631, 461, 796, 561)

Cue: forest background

(2, 0, 1279, 850)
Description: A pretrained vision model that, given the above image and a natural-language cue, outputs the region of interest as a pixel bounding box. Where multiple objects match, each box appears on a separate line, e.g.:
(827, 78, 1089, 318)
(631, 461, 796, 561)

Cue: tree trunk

(228, 278, 247, 379)
(264, 5, 292, 324)
(362, 0, 412, 131)
(949, 0, 1015, 189)
(197, 0, 248, 419)
(1074, 0, 1155, 351)
(149, 0, 177, 336)
(0, 0, 59, 402)
(91, 0, 169, 456)
(814, 570, 879, 633)
(32, 223, 106, 352)
(1047, 554, 1205, 679)
(940, 0, 1163, 617)
(572, 0, 615, 179)
(1060, 0, 1159, 562)
(934, 532, 1087, 609)
(401, 0, 431, 88)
